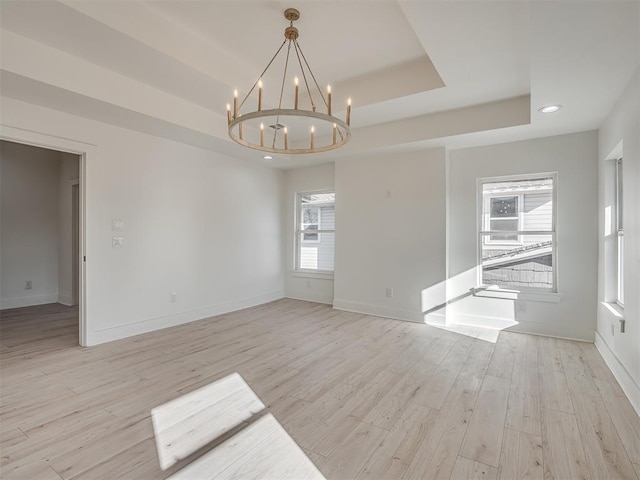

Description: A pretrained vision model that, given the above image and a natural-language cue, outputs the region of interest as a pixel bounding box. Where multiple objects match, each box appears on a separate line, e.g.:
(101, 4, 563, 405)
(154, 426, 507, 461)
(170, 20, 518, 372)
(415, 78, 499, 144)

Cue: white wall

(597, 67, 640, 413)
(448, 131, 599, 341)
(283, 163, 335, 304)
(58, 152, 80, 305)
(1, 141, 60, 308)
(334, 148, 447, 322)
(1, 97, 284, 345)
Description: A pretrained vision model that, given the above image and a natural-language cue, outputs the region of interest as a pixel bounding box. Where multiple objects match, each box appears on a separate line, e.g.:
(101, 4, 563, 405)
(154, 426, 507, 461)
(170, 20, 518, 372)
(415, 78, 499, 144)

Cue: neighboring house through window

(479, 174, 556, 291)
(616, 158, 624, 305)
(296, 191, 335, 272)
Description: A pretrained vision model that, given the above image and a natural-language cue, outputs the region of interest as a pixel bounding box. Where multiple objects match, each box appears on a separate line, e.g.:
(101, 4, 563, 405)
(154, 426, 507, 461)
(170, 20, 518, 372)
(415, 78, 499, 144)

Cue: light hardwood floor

(1, 300, 639, 480)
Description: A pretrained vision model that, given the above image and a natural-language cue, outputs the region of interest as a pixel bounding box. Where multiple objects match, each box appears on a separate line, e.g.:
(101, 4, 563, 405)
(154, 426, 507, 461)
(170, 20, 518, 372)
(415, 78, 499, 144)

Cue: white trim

(472, 287, 562, 303)
(285, 291, 334, 305)
(1, 124, 91, 346)
(332, 299, 423, 323)
(58, 294, 73, 306)
(0, 294, 59, 310)
(88, 290, 284, 346)
(291, 271, 334, 280)
(595, 331, 640, 416)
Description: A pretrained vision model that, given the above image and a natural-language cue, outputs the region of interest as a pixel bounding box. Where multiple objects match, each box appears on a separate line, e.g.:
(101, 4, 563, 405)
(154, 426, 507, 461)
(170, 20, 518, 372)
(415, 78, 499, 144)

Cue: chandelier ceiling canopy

(227, 8, 351, 155)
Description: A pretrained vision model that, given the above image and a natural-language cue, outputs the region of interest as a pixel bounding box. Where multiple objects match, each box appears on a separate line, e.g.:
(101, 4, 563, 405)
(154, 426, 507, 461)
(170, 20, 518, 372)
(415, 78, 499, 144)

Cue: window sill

(473, 286, 562, 303)
(602, 301, 624, 319)
(292, 270, 334, 280)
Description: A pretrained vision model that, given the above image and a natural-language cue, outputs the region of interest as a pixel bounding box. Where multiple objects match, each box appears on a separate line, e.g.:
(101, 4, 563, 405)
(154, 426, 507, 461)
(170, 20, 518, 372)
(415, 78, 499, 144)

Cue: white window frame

(294, 190, 335, 274)
(616, 158, 624, 306)
(477, 172, 558, 293)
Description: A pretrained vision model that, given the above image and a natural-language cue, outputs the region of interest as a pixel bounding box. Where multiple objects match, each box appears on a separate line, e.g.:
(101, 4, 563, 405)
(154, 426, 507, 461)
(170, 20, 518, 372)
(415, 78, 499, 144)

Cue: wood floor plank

(497, 428, 543, 480)
(537, 337, 574, 414)
(459, 375, 511, 467)
(506, 336, 542, 436)
(319, 421, 388, 480)
(355, 402, 435, 480)
(541, 407, 591, 480)
(449, 456, 498, 480)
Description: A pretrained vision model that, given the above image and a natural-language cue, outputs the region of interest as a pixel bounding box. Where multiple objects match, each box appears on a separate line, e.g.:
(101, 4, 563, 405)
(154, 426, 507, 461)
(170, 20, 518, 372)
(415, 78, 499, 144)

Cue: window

(479, 174, 556, 291)
(295, 191, 335, 272)
(616, 158, 624, 305)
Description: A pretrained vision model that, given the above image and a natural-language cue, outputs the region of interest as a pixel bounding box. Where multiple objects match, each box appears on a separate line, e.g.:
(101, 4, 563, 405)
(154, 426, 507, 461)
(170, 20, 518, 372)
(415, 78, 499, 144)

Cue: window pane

(302, 225, 318, 242)
(618, 233, 624, 304)
(617, 159, 623, 230)
(481, 233, 553, 288)
(301, 193, 335, 205)
(299, 232, 334, 270)
(303, 208, 319, 224)
(483, 177, 553, 232)
(490, 218, 519, 231)
(491, 197, 518, 217)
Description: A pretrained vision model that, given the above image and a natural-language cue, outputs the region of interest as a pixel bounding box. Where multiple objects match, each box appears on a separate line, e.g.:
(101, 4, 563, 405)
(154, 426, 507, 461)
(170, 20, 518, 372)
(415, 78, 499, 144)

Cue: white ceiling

(1, 0, 638, 168)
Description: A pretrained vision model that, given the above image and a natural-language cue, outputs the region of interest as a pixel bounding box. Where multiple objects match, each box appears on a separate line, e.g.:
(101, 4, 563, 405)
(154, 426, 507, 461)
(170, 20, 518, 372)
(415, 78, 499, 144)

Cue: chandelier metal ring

(226, 7, 351, 155)
(228, 109, 350, 154)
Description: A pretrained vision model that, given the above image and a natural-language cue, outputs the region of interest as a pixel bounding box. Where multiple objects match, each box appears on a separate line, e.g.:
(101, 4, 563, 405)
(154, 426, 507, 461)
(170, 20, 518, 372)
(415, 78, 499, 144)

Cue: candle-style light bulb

(226, 103, 231, 124)
(258, 80, 263, 111)
(233, 89, 238, 118)
(332, 123, 337, 144)
(284, 126, 289, 150)
(260, 123, 264, 146)
(327, 85, 332, 116)
(294, 77, 299, 110)
(346, 97, 352, 126)
(310, 126, 315, 149)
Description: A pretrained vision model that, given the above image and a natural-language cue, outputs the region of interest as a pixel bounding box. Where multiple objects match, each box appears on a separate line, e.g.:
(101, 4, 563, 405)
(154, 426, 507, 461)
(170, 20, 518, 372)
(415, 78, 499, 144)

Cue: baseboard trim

(285, 291, 333, 305)
(57, 294, 73, 306)
(87, 290, 285, 346)
(332, 299, 423, 323)
(594, 330, 640, 416)
(0, 293, 58, 310)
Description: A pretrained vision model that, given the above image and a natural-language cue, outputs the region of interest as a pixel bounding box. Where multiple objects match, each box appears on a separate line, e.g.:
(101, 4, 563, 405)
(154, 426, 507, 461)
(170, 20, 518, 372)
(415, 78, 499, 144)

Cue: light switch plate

(112, 219, 125, 231)
(112, 236, 125, 248)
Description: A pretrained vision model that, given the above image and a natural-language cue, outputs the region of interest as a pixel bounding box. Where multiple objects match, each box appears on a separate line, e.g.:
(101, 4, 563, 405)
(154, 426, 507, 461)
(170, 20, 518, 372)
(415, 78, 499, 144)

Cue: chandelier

(227, 8, 351, 155)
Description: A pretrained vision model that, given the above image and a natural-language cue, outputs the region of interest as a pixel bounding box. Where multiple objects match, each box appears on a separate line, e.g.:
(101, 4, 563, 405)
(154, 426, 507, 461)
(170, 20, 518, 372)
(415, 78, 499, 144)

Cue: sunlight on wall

(420, 266, 519, 343)
(604, 205, 612, 237)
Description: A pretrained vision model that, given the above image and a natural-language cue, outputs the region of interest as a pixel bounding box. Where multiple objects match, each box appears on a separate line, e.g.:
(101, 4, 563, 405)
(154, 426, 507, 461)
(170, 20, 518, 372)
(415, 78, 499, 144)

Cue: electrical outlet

(170, 292, 177, 303)
(25, 280, 32, 290)
(306, 280, 311, 288)
(386, 287, 393, 298)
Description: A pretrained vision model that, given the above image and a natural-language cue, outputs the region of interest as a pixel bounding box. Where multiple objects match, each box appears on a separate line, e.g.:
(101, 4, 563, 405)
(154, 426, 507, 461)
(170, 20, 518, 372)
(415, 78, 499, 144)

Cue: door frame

(1, 125, 92, 346)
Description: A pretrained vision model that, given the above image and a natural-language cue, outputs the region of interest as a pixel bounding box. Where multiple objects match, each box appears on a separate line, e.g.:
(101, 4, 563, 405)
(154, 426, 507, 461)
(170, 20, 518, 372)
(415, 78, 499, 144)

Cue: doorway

(0, 127, 88, 346)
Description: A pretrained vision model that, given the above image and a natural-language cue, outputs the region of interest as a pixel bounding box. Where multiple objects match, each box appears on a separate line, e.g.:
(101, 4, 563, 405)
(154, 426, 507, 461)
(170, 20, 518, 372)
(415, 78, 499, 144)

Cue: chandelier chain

(296, 40, 328, 110)
(293, 41, 315, 112)
(239, 39, 287, 111)
(272, 40, 293, 148)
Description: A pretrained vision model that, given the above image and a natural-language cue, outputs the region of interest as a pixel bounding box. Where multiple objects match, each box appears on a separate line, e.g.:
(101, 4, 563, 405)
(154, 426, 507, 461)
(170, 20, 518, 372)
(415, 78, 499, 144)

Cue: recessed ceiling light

(538, 105, 562, 114)
(263, 155, 273, 160)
